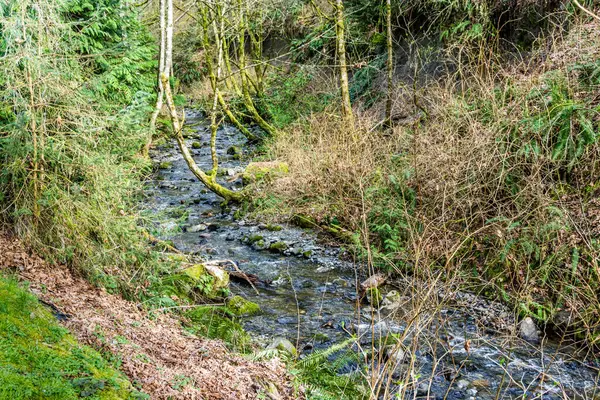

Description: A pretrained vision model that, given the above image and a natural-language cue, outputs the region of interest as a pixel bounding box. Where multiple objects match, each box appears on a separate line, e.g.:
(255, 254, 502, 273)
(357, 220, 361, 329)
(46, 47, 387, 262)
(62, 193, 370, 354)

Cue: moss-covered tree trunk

(160, 0, 241, 202)
(335, 0, 353, 124)
(200, 6, 257, 142)
(385, 0, 393, 127)
(237, 0, 276, 136)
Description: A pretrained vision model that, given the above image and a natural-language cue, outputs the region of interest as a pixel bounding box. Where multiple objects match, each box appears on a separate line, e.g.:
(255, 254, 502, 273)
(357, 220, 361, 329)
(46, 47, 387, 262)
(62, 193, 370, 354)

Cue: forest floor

(0, 230, 298, 400)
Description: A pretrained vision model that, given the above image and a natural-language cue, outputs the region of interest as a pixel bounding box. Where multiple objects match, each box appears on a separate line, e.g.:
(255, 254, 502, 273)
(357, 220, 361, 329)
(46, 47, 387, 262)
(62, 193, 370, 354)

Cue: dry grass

(257, 17, 600, 346)
(258, 111, 404, 227)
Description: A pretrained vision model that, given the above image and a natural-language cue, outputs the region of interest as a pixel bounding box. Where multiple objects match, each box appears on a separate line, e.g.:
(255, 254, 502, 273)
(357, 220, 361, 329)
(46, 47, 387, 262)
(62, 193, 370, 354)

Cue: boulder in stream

(519, 317, 539, 342)
(187, 223, 208, 233)
(360, 273, 387, 291)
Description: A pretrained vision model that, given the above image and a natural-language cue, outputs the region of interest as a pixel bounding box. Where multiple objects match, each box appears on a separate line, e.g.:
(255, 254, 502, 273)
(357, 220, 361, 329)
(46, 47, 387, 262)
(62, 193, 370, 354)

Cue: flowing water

(144, 110, 599, 399)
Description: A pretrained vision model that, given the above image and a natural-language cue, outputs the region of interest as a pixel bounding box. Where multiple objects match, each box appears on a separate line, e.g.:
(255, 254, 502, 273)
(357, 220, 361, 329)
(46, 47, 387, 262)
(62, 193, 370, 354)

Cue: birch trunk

(160, 0, 241, 202)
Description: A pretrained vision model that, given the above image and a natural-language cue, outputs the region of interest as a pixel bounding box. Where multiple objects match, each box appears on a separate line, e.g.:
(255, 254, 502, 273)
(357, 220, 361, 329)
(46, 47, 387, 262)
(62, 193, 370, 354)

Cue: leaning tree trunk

(335, 0, 353, 124)
(201, 6, 258, 142)
(159, 0, 241, 202)
(237, 0, 276, 136)
(162, 75, 242, 201)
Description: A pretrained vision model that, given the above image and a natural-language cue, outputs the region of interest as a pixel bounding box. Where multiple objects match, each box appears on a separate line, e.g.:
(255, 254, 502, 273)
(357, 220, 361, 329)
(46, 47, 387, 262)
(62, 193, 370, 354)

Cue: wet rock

(160, 221, 179, 232)
(267, 338, 297, 357)
(269, 241, 288, 253)
(456, 379, 469, 389)
(385, 345, 406, 365)
(416, 382, 429, 396)
(206, 224, 219, 232)
(519, 317, 539, 343)
(271, 276, 287, 286)
(225, 234, 236, 241)
(360, 273, 387, 291)
(226, 145, 243, 159)
(187, 223, 208, 233)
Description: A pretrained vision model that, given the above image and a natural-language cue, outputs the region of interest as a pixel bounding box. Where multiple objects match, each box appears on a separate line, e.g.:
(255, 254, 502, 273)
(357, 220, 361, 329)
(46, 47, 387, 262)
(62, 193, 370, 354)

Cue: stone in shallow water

(519, 317, 539, 343)
(187, 223, 207, 233)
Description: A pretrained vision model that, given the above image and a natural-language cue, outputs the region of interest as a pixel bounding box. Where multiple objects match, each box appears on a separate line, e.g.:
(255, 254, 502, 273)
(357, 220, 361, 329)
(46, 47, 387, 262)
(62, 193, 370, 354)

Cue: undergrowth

(0, 0, 163, 295)
(254, 15, 600, 345)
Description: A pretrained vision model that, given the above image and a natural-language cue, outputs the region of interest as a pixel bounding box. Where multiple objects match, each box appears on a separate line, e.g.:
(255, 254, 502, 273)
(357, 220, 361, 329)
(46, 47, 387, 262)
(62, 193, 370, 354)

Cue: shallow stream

(144, 110, 599, 399)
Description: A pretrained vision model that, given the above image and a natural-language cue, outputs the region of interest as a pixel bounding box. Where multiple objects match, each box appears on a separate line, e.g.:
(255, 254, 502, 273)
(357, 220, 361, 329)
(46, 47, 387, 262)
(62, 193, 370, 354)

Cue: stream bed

(144, 110, 599, 399)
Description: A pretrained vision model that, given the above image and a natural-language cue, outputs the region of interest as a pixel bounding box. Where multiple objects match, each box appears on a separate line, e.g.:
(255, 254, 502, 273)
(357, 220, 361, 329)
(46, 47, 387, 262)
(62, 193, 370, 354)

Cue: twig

(155, 303, 224, 312)
(572, 0, 600, 21)
(209, 259, 260, 296)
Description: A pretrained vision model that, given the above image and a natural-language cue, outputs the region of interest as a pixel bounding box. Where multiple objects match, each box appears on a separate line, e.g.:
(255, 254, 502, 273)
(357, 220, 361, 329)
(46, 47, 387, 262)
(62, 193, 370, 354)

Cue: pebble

(457, 379, 469, 389)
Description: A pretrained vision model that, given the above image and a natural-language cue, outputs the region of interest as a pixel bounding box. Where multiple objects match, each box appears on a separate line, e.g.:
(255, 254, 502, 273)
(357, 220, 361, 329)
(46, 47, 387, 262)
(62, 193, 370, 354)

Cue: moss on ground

(0, 276, 137, 400)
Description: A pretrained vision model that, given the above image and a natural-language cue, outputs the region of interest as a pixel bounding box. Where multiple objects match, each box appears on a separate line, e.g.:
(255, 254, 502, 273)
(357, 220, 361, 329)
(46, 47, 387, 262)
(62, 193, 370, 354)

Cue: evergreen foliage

(0, 0, 157, 289)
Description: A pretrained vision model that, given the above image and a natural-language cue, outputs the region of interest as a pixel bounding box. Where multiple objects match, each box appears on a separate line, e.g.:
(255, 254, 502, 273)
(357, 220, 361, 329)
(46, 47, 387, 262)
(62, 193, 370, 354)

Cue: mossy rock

(245, 234, 264, 244)
(267, 338, 297, 357)
(366, 287, 382, 307)
(183, 264, 229, 291)
(242, 161, 289, 184)
(226, 146, 243, 159)
(253, 240, 266, 250)
(191, 141, 202, 149)
(183, 264, 206, 280)
(269, 241, 288, 253)
(227, 296, 261, 316)
(158, 161, 172, 170)
(302, 250, 313, 258)
(265, 224, 283, 232)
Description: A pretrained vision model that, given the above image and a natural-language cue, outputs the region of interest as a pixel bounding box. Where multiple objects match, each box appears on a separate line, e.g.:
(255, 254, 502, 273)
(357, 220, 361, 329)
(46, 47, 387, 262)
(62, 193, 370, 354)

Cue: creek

(144, 110, 599, 399)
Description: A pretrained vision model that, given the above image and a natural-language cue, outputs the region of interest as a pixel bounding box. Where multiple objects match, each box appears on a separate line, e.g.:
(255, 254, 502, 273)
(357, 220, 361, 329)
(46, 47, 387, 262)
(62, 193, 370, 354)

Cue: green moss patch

(0, 276, 135, 399)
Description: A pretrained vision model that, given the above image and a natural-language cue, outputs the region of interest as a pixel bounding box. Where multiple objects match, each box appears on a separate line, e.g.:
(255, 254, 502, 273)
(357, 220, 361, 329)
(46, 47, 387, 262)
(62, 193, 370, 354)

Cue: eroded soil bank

(0, 232, 297, 399)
